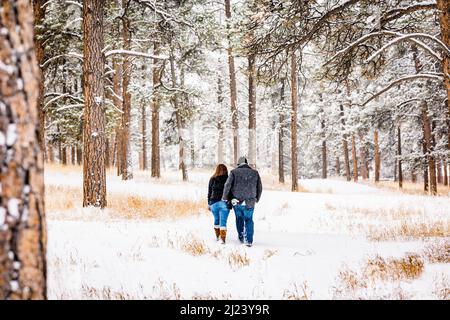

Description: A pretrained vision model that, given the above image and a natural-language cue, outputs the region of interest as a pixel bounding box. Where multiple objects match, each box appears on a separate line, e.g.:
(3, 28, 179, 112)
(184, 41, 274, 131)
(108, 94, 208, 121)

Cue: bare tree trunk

(422, 137, 429, 192)
(374, 128, 380, 182)
(141, 105, 148, 170)
(278, 77, 286, 183)
(436, 0, 450, 142)
(62, 146, 67, 165)
(339, 105, 351, 181)
(32, 0, 46, 156)
(248, 54, 257, 168)
(321, 118, 327, 179)
(76, 146, 82, 165)
(71, 146, 76, 166)
(358, 131, 368, 180)
(351, 135, 358, 182)
(437, 160, 443, 184)
(151, 41, 162, 178)
(113, 59, 123, 176)
(225, 0, 239, 165)
(444, 159, 448, 186)
(48, 144, 55, 163)
(335, 157, 340, 176)
(0, 0, 47, 299)
(421, 101, 437, 195)
(121, 2, 133, 180)
(290, 51, 299, 192)
(169, 53, 188, 181)
(82, 0, 107, 208)
(397, 125, 403, 188)
(217, 76, 224, 164)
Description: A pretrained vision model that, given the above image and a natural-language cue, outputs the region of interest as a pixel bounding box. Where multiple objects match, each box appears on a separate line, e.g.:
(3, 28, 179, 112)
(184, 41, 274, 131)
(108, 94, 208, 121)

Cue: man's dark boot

(214, 228, 220, 241)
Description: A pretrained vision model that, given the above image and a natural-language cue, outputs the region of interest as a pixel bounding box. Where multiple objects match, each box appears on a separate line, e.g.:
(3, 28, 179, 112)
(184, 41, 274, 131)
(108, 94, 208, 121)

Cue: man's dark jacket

(222, 164, 262, 209)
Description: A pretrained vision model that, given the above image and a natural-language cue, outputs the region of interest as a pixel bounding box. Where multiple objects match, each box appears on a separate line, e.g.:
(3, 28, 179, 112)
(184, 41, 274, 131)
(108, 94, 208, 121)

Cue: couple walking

(207, 156, 263, 247)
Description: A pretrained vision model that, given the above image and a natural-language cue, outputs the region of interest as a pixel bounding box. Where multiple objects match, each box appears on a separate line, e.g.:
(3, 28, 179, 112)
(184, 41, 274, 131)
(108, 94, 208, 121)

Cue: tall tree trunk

(321, 118, 327, 179)
(76, 146, 82, 165)
(358, 131, 368, 180)
(422, 137, 429, 192)
(248, 54, 257, 168)
(32, 0, 46, 156)
(335, 157, 340, 176)
(397, 125, 403, 188)
(217, 76, 224, 164)
(48, 144, 55, 163)
(436, 0, 450, 141)
(224, 0, 239, 165)
(339, 105, 351, 181)
(374, 127, 380, 182)
(290, 51, 299, 192)
(71, 146, 76, 166)
(113, 59, 123, 176)
(62, 146, 67, 165)
(0, 0, 47, 299)
(151, 41, 162, 178)
(82, 0, 107, 208)
(141, 105, 148, 170)
(278, 77, 286, 184)
(121, 3, 133, 180)
(351, 135, 358, 182)
(444, 159, 448, 186)
(170, 53, 188, 181)
(437, 160, 443, 184)
(421, 101, 437, 195)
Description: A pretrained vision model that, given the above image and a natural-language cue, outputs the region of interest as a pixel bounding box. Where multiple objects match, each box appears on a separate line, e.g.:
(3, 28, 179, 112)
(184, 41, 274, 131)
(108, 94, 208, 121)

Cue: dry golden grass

(365, 180, 450, 197)
(81, 285, 133, 300)
(367, 221, 450, 241)
(228, 251, 250, 268)
(324, 203, 424, 219)
(283, 282, 312, 300)
(363, 254, 424, 281)
(433, 274, 450, 300)
(46, 185, 204, 220)
(179, 236, 208, 256)
(422, 240, 450, 264)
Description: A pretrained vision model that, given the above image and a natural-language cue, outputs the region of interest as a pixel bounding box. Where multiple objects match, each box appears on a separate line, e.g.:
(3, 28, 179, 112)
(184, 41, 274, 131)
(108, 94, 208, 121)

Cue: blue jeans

(210, 201, 230, 229)
(233, 205, 255, 244)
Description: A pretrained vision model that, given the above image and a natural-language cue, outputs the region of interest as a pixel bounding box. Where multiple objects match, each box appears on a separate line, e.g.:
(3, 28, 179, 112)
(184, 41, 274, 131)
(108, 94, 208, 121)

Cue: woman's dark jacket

(208, 175, 231, 208)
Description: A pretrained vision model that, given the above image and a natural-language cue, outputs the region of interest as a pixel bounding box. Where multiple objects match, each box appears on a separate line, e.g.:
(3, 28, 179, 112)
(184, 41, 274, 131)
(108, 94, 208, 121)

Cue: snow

(45, 169, 450, 299)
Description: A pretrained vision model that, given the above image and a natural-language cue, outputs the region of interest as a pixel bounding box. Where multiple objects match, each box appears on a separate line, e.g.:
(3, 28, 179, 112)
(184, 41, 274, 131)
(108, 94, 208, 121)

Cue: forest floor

(45, 165, 449, 299)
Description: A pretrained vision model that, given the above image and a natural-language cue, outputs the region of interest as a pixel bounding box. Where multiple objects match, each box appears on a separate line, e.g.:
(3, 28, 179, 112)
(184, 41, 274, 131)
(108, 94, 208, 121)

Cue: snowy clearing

(46, 167, 449, 300)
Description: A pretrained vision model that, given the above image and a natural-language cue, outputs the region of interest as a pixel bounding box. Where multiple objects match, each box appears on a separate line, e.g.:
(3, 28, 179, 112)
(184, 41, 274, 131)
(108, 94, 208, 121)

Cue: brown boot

(214, 227, 220, 241)
(220, 229, 227, 244)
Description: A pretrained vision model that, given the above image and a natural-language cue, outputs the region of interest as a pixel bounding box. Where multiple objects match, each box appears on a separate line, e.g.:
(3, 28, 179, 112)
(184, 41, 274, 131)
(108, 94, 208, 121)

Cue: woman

(207, 164, 231, 244)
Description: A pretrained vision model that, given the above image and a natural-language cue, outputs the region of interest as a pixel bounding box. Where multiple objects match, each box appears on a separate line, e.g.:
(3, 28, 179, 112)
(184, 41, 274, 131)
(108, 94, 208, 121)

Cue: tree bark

(422, 137, 429, 192)
(444, 159, 448, 186)
(290, 52, 299, 191)
(151, 41, 162, 178)
(82, 0, 107, 208)
(113, 59, 123, 176)
(374, 128, 380, 182)
(32, 0, 46, 155)
(62, 146, 67, 165)
(351, 135, 358, 182)
(339, 105, 351, 181)
(278, 77, 286, 183)
(358, 131, 368, 180)
(421, 101, 437, 195)
(436, 0, 450, 143)
(0, 0, 47, 299)
(248, 54, 257, 168)
(121, 2, 133, 180)
(217, 76, 224, 164)
(321, 118, 327, 179)
(169, 53, 188, 181)
(335, 157, 340, 176)
(225, 0, 239, 165)
(141, 104, 148, 170)
(397, 125, 403, 188)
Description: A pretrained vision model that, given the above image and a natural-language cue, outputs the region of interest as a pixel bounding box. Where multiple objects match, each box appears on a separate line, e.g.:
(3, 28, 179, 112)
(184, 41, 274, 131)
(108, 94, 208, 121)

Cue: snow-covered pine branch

(104, 50, 168, 60)
(363, 73, 444, 106)
(41, 52, 83, 68)
(44, 93, 84, 110)
(366, 32, 449, 64)
(106, 87, 123, 103)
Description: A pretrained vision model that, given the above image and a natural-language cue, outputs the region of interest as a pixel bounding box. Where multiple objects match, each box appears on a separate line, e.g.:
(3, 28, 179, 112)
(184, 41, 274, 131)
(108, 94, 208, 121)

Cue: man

(222, 156, 263, 247)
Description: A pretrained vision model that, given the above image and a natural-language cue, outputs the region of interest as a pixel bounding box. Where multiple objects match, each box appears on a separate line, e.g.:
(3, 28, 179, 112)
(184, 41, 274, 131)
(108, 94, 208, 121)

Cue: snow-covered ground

(46, 168, 450, 299)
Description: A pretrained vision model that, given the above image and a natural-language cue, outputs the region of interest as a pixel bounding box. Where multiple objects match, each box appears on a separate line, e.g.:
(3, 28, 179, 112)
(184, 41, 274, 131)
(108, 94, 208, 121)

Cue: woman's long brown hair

(212, 164, 228, 178)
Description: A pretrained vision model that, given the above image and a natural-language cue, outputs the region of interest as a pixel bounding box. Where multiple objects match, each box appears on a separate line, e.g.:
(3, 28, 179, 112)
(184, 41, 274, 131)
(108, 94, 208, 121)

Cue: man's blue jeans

(233, 204, 255, 244)
(210, 201, 230, 229)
